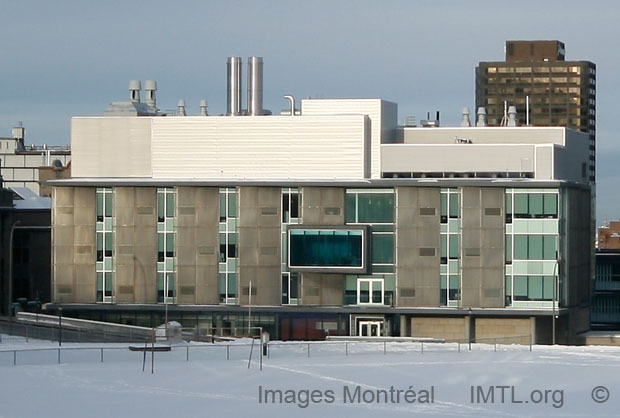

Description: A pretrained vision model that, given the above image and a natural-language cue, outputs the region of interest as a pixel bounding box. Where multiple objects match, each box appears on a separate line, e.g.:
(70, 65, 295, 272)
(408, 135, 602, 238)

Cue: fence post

(494, 339, 497, 352)
(468, 340, 471, 351)
(13, 350, 16, 366)
(307, 343, 310, 358)
(226, 345, 230, 360)
(58, 348, 61, 364)
(101, 348, 104, 363)
(345, 342, 348, 356)
(383, 341, 386, 355)
(421, 341, 424, 355)
(186, 346, 189, 361)
(458, 342, 461, 353)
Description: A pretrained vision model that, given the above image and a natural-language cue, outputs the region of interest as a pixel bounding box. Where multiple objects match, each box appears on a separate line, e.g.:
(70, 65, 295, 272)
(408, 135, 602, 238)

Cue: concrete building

(46, 57, 592, 344)
(0, 125, 71, 196)
(476, 40, 596, 181)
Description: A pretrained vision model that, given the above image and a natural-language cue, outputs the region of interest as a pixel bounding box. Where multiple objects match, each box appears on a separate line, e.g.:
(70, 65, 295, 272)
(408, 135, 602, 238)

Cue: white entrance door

(358, 320, 382, 337)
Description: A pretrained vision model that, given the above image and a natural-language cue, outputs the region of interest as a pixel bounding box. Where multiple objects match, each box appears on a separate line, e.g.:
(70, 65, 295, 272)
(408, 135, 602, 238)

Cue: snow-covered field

(1, 335, 619, 417)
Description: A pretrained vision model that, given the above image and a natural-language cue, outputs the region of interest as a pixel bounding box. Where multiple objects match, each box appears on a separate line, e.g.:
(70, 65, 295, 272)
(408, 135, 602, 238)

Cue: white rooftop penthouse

(71, 98, 398, 181)
(382, 126, 589, 183)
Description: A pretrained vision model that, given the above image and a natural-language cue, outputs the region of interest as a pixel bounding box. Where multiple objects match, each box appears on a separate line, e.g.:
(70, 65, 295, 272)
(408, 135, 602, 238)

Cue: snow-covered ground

(1, 335, 619, 417)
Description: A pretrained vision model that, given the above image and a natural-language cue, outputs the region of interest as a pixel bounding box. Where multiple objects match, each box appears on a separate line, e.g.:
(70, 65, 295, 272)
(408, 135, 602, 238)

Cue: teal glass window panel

(105, 232, 113, 256)
(384, 274, 395, 290)
(104, 218, 113, 231)
(104, 192, 113, 217)
(449, 275, 460, 300)
(543, 276, 554, 299)
(357, 193, 394, 223)
(372, 281, 382, 303)
(449, 235, 459, 259)
(372, 265, 394, 273)
(543, 236, 557, 260)
(219, 193, 226, 221)
(157, 192, 165, 220)
(448, 219, 460, 232)
(166, 233, 174, 257)
(514, 194, 528, 216)
(104, 272, 113, 296)
(166, 192, 175, 218)
(96, 193, 103, 220)
(440, 264, 447, 274)
(530, 194, 543, 217)
(345, 193, 357, 223)
(345, 276, 357, 290)
(289, 230, 364, 267)
(514, 276, 528, 298)
(227, 218, 236, 231)
(505, 275, 512, 296)
(449, 259, 459, 272)
(166, 273, 175, 297)
(104, 258, 113, 270)
(228, 192, 237, 218)
(96, 272, 103, 301)
(529, 276, 543, 299)
(440, 224, 448, 233)
(440, 275, 447, 290)
(514, 236, 528, 259)
(227, 273, 237, 296)
(528, 235, 543, 259)
(165, 258, 174, 271)
(440, 193, 448, 219)
(359, 281, 369, 303)
(227, 257, 236, 271)
(505, 235, 512, 264)
(505, 193, 512, 215)
(449, 193, 459, 218)
(544, 194, 558, 217)
(441, 235, 448, 260)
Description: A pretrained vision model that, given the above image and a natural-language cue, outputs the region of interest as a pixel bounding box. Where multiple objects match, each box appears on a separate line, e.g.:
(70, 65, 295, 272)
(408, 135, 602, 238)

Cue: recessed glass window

(289, 229, 364, 268)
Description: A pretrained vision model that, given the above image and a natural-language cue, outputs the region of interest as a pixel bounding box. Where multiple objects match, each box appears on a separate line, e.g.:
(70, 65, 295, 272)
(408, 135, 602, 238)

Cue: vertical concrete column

(461, 187, 505, 308)
(239, 187, 281, 306)
(395, 187, 440, 307)
(71, 187, 97, 302)
(177, 187, 219, 305)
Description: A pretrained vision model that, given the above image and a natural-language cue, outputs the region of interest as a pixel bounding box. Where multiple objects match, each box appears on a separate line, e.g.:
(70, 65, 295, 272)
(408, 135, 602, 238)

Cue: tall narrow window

(157, 188, 176, 303)
(96, 188, 115, 302)
(440, 188, 461, 307)
(281, 188, 301, 305)
(219, 187, 238, 304)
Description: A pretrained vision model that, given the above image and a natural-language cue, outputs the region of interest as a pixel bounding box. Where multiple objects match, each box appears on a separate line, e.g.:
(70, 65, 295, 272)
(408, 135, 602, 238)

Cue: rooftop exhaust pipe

(129, 80, 141, 103)
(144, 80, 157, 110)
(200, 99, 208, 116)
(283, 95, 295, 116)
(247, 56, 263, 116)
(227, 57, 242, 116)
(461, 107, 471, 127)
(476, 107, 487, 127)
(507, 106, 518, 126)
(177, 99, 187, 116)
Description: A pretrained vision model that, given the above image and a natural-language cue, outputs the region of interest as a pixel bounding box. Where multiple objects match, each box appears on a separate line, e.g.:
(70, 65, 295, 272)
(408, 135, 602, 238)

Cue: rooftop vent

(461, 107, 471, 127)
(129, 80, 141, 103)
(476, 107, 487, 127)
(144, 80, 157, 110)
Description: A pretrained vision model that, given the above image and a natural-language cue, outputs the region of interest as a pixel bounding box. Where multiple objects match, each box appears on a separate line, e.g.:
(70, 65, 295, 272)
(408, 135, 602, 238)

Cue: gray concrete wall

(461, 187, 505, 308)
(115, 187, 158, 303)
(177, 187, 220, 305)
(238, 187, 282, 305)
(396, 187, 441, 307)
(52, 187, 96, 303)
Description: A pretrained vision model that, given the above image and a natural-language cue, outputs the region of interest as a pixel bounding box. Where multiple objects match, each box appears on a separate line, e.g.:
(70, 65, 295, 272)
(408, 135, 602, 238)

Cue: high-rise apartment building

(476, 40, 596, 181)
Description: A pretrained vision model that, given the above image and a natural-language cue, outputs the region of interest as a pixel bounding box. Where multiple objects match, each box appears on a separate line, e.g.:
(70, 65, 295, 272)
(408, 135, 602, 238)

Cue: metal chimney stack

(247, 56, 263, 116)
(129, 80, 141, 103)
(144, 80, 157, 110)
(227, 57, 242, 116)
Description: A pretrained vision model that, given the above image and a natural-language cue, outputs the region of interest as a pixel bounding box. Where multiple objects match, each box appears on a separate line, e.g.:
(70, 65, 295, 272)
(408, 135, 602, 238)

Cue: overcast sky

(1, 0, 618, 223)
